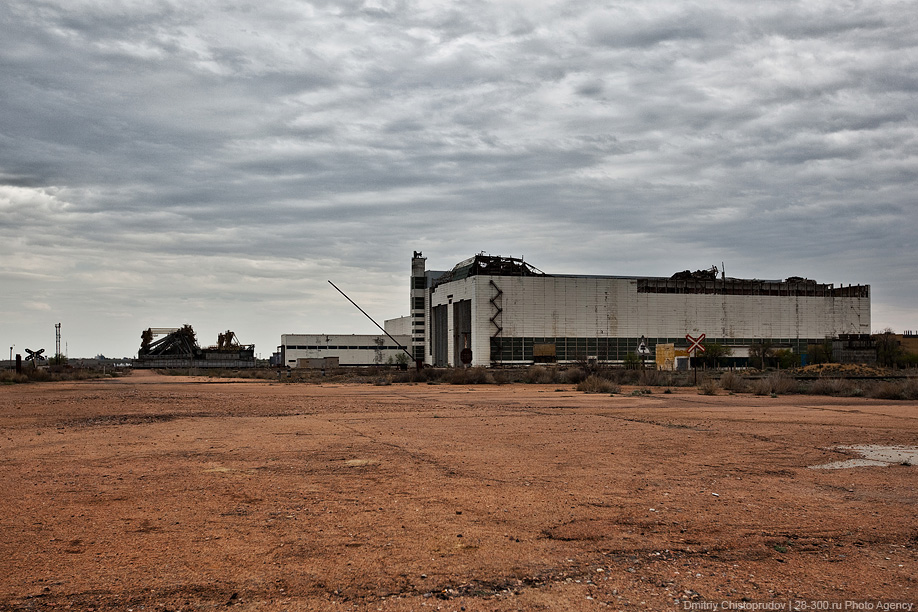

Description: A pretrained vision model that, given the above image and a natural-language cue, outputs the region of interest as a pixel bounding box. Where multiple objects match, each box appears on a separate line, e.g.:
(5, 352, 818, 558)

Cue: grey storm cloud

(1, 0, 916, 357)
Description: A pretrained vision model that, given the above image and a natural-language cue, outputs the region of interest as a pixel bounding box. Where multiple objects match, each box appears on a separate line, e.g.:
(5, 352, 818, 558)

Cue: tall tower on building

(410, 252, 427, 362)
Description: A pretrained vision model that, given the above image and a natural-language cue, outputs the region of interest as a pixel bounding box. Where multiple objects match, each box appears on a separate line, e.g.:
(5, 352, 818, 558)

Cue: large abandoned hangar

(403, 252, 870, 368)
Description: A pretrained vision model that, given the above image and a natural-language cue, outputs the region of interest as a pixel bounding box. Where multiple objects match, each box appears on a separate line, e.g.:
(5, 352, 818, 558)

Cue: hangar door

(431, 304, 448, 367)
(453, 300, 472, 366)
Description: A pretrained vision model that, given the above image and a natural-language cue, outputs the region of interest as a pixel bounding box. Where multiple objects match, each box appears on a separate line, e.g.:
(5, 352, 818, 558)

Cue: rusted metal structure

(135, 326, 255, 369)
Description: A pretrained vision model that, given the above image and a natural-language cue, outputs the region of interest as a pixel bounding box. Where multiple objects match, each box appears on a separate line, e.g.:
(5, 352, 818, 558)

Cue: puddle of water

(809, 445, 918, 470)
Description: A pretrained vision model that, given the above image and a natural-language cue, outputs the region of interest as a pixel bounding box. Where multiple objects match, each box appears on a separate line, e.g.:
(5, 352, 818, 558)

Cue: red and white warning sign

(686, 333, 706, 355)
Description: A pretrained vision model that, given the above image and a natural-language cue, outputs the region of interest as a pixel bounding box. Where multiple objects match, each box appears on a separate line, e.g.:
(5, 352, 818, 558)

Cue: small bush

(26, 368, 52, 382)
(698, 378, 718, 395)
(562, 367, 589, 384)
(525, 366, 558, 384)
(904, 378, 918, 400)
(390, 371, 412, 383)
(719, 371, 746, 392)
(668, 372, 696, 388)
(412, 367, 447, 383)
(0, 367, 118, 384)
(0, 371, 30, 384)
(771, 373, 801, 395)
(869, 379, 918, 400)
(577, 375, 620, 394)
(448, 367, 494, 385)
(638, 369, 667, 386)
(751, 373, 800, 396)
(469, 367, 495, 384)
(611, 369, 641, 385)
(806, 378, 858, 397)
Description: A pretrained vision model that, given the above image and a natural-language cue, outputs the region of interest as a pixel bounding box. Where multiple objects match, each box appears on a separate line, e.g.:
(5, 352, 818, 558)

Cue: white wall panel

(428, 275, 869, 366)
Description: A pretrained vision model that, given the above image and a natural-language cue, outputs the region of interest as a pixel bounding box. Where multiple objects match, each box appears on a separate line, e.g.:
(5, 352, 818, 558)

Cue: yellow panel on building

(656, 344, 689, 371)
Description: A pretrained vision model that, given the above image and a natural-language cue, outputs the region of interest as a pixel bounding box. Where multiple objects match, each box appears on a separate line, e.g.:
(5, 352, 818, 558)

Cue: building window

(413, 297, 425, 310)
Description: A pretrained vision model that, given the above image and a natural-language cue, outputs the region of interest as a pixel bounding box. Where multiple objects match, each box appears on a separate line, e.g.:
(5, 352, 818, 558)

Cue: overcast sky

(1, 0, 916, 359)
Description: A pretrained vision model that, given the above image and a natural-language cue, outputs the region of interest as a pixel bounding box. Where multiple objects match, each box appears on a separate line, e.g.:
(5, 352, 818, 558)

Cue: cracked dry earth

(1, 370, 916, 611)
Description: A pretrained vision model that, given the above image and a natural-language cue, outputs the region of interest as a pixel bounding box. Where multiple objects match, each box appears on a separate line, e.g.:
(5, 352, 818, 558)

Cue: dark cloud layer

(1, 0, 916, 357)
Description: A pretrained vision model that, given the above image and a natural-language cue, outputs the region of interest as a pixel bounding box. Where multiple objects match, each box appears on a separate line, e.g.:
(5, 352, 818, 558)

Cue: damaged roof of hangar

(429, 254, 869, 298)
(432, 253, 546, 288)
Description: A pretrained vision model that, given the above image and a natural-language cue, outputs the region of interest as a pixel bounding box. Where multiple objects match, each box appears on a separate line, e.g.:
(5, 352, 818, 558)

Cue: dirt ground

(1, 371, 916, 611)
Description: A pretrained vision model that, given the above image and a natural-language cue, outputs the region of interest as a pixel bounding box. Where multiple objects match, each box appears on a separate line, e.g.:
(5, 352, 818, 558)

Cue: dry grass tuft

(719, 371, 747, 392)
(577, 375, 620, 394)
(805, 378, 862, 397)
(525, 366, 558, 384)
(751, 373, 800, 396)
(869, 378, 918, 400)
(698, 378, 718, 395)
(447, 367, 494, 385)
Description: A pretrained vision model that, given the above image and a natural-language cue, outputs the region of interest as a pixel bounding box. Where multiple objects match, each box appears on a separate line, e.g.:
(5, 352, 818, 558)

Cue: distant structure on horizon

(391, 252, 871, 368)
(134, 326, 255, 369)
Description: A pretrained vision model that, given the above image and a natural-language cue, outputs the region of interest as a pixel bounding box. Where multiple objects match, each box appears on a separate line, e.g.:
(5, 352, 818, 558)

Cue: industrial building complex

(402, 252, 871, 368)
(132, 253, 873, 371)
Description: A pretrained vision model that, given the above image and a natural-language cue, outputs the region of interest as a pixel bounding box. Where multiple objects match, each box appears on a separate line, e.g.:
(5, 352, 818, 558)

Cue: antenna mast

(327, 280, 416, 363)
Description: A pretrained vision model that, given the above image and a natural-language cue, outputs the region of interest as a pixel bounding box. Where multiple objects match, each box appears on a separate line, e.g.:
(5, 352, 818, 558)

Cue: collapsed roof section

(670, 267, 719, 281)
(432, 253, 545, 288)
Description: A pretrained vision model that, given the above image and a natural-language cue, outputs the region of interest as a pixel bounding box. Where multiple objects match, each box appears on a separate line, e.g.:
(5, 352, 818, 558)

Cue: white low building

(279, 334, 411, 368)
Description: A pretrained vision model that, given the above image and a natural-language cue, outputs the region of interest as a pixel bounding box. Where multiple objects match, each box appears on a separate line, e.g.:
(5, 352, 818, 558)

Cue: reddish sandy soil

(1, 370, 916, 611)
